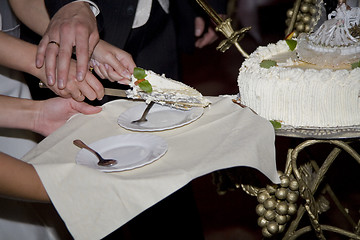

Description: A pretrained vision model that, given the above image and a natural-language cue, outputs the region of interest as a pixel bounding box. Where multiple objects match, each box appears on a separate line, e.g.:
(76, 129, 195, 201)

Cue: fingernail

(47, 76, 54, 85)
(58, 79, 65, 89)
(105, 64, 109, 70)
(77, 72, 83, 81)
(195, 28, 202, 36)
(118, 79, 131, 85)
(123, 70, 131, 79)
(36, 59, 41, 68)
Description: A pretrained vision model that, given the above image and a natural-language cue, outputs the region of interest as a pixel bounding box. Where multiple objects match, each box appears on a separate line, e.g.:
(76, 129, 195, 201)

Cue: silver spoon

(73, 139, 117, 167)
(131, 101, 155, 124)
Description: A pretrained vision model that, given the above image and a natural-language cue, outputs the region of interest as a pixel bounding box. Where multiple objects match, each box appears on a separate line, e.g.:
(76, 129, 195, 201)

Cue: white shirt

(132, 0, 169, 28)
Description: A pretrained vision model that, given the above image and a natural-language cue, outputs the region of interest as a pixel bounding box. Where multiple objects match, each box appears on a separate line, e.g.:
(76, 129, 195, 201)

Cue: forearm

(0, 32, 43, 78)
(0, 152, 50, 202)
(0, 95, 40, 132)
(9, 0, 50, 36)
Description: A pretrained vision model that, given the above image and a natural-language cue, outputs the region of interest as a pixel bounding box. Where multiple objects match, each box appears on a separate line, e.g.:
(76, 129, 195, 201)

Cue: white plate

(75, 134, 168, 172)
(118, 103, 204, 131)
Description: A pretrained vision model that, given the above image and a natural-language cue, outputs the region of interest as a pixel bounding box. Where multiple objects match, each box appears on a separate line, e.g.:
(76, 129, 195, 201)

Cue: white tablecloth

(22, 96, 280, 240)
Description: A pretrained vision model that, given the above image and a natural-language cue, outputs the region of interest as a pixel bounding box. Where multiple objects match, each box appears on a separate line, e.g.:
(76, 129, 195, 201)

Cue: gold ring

(49, 40, 60, 48)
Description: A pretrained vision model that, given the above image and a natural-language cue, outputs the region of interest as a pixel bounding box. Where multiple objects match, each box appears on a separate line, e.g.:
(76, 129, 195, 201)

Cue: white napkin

(22, 96, 280, 240)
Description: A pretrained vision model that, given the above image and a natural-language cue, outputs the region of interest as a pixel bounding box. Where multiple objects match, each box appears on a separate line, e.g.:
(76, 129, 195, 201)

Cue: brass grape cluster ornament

(285, 0, 322, 37)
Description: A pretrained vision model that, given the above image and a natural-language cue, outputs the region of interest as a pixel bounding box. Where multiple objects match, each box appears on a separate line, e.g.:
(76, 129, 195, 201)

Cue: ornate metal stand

(281, 138, 360, 240)
(216, 129, 360, 239)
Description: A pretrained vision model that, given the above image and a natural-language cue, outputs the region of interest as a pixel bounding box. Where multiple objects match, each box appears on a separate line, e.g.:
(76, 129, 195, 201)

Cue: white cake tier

(238, 40, 360, 128)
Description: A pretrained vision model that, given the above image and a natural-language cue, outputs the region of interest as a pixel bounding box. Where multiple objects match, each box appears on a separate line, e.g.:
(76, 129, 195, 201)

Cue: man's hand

(194, 17, 219, 48)
(36, 1, 99, 89)
(90, 40, 136, 85)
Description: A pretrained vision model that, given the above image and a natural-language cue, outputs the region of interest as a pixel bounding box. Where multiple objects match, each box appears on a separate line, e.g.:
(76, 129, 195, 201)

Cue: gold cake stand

(215, 127, 360, 239)
(195, 1, 360, 238)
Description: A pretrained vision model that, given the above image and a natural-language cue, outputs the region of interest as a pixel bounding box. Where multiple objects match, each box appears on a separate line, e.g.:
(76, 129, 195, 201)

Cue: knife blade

(104, 88, 128, 98)
(39, 81, 129, 98)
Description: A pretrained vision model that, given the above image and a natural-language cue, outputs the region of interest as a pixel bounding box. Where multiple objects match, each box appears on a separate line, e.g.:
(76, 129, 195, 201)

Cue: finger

(195, 17, 205, 37)
(77, 82, 97, 101)
(98, 64, 110, 80)
(36, 36, 50, 68)
(93, 64, 106, 79)
(84, 72, 105, 100)
(57, 33, 75, 89)
(44, 42, 60, 86)
(195, 30, 218, 48)
(75, 31, 92, 82)
(71, 90, 86, 102)
(107, 57, 132, 80)
(108, 68, 130, 84)
(116, 52, 136, 75)
(70, 100, 102, 115)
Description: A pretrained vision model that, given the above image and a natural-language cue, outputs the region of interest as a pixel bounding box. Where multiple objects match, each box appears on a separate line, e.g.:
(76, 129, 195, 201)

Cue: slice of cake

(126, 68, 210, 109)
(237, 3, 360, 128)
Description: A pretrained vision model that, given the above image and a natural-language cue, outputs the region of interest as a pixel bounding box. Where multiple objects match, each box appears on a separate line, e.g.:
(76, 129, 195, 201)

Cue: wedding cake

(237, 3, 360, 128)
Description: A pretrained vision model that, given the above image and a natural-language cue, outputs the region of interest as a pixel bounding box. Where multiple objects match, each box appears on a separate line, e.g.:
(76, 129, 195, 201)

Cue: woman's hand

(91, 40, 136, 85)
(37, 59, 105, 101)
(33, 97, 102, 136)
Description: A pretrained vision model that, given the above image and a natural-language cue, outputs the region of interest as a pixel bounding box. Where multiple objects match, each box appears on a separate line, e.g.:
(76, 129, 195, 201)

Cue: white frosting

(127, 70, 210, 108)
(238, 40, 360, 128)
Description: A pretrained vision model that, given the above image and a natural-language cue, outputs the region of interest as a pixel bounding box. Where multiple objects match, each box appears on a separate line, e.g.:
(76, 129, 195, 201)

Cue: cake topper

(296, 0, 360, 67)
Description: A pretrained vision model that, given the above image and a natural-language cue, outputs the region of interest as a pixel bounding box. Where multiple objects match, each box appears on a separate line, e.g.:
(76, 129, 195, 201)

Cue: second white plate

(75, 134, 168, 172)
(118, 103, 204, 131)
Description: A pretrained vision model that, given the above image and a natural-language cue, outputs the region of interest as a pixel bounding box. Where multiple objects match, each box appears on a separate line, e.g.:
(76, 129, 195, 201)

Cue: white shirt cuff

(74, 0, 100, 17)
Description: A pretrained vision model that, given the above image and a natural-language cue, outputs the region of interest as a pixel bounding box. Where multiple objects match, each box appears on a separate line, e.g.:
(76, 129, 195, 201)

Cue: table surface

(22, 96, 280, 240)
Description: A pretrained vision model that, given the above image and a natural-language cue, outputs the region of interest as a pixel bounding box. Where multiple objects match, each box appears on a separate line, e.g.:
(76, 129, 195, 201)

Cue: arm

(0, 31, 104, 101)
(0, 94, 101, 202)
(0, 32, 42, 78)
(0, 152, 49, 202)
(9, 0, 50, 36)
(0, 95, 101, 136)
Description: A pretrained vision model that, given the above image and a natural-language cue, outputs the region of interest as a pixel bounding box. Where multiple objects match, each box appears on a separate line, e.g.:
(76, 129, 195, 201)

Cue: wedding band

(49, 40, 60, 48)
(89, 66, 94, 72)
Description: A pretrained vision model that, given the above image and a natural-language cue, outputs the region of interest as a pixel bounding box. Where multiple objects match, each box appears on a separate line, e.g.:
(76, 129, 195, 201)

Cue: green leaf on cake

(270, 120, 282, 129)
(138, 80, 153, 93)
(286, 39, 297, 51)
(351, 60, 360, 69)
(133, 67, 147, 80)
(260, 60, 277, 69)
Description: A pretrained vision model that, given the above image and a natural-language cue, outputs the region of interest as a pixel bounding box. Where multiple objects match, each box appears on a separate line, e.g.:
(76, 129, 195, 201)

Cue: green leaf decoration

(270, 120, 282, 129)
(351, 61, 360, 69)
(133, 67, 147, 80)
(286, 39, 297, 51)
(260, 60, 277, 69)
(139, 80, 153, 93)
